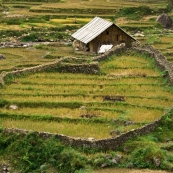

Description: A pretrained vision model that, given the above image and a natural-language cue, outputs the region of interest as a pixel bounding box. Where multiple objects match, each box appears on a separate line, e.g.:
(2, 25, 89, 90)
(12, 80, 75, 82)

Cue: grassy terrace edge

(0, 43, 173, 148)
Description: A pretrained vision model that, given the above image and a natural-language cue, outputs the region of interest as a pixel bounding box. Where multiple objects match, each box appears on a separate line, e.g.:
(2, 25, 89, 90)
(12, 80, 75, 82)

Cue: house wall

(89, 25, 133, 53)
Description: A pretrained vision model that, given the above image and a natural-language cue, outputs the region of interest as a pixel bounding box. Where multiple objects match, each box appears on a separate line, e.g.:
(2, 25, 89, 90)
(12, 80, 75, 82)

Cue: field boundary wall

(1, 43, 173, 150)
(0, 57, 99, 86)
(131, 44, 173, 85)
(1, 108, 172, 150)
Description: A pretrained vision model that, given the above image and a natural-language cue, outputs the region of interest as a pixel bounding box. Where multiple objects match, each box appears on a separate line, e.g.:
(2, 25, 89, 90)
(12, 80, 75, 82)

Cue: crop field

(1, 0, 173, 172)
(1, 53, 173, 139)
(0, 44, 92, 72)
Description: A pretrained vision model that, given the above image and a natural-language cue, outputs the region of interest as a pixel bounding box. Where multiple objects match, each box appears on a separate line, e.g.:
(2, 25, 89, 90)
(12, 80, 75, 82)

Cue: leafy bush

(116, 6, 153, 20)
(129, 146, 165, 168)
(57, 149, 87, 173)
(0, 132, 91, 172)
(22, 33, 38, 42)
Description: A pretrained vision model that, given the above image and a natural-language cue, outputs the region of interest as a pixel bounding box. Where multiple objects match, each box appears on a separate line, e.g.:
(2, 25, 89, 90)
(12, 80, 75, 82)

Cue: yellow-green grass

(0, 107, 120, 120)
(14, 73, 164, 84)
(102, 55, 154, 68)
(34, 0, 167, 9)
(159, 36, 173, 44)
(0, 118, 116, 139)
(0, 45, 90, 72)
(1, 53, 173, 138)
(0, 105, 163, 123)
(20, 23, 57, 29)
(2, 81, 172, 99)
(0, 24, 24, 31)
(0, 48, 53, 71)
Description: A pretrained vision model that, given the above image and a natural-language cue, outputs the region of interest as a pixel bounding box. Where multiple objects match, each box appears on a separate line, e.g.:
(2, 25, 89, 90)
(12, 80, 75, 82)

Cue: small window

(106, 31, 109, 35)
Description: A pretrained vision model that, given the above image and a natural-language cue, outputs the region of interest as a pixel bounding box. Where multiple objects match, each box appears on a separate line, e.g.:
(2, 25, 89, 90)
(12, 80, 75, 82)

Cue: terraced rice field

(1, 53, 173, 139)
(0, 44, 92, 72)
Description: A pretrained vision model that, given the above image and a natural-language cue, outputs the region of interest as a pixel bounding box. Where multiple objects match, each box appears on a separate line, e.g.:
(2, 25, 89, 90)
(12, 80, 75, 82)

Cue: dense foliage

(0, 109, 173, 172)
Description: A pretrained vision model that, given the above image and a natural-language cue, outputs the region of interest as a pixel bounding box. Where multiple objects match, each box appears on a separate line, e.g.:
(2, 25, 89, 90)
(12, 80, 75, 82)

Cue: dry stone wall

(1, 109, 169, 151)
(91, 43, 126, 62)
(131, 45, 173, 85)
(0, 57, 100, 87)
(0, 43, 173, 151)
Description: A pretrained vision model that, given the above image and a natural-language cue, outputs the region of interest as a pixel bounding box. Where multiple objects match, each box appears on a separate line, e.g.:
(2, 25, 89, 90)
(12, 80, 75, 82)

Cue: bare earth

(94, 168, 171, 173)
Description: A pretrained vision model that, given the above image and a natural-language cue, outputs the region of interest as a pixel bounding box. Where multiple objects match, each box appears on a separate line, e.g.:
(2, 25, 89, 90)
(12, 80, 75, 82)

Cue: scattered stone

(103, 95, 125, 102)
(2, 11, 9, 15)
(0, 54, 5, 60)
(79, 106, 86, 110)
(110, 130, 121, 136)
(124, 120, 135, 126)
(0, 164, 12, 173)
(9, 104, 18, 110)
(88, 137, 95, 141)
(100, 162, 108, 168)
(111, 158, 118, 164)
(156, 13, 173, 29)
(127, 162, 134, 168)
(134, 31, 145, 37)
(80, 114, 98, 119)
(105, 154, 112, 159)
(153, 157, 161, 167)
(112, 154, 122, 163)
(37, 37, 43, 42)
(40, 164, 47, 171)
(123, 146, 129, 152)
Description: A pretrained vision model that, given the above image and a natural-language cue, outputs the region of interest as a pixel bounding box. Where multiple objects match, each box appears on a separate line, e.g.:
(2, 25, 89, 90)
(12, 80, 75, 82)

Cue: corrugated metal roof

(71, 17, 136, 44)
(71, 17, 113, 44)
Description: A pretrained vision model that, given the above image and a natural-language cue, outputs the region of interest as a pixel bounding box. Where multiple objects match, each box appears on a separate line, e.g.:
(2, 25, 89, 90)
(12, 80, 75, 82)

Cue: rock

(88, 137, 95, 141)
(18, 170, 24, 173)
(9, 104, 18, 110)
(37, 37, 43, 42)
(112, 154, 122, 163)
(127, 162, 134, 168)
(23, 44, 28, 48)
(79, 106, 86, 110)
(0, 54, 5, 60)
(156, 13, 173, 29)
(153, 157, 161, 167)
(110, 130, 121, 136)
(100, 162, 108, 168)
(134, 32, 145, 37)
(40, 164, 47, 172)
(105, 154, 112, 159)
(124, 121, 134, 126)
(49, 39, 54, 42)
(111, 158, 118, 164)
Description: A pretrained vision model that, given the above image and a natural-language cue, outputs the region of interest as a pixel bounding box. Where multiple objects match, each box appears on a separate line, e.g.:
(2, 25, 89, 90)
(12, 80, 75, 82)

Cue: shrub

(116, 6, 153, 20)
(129, 146, 165, 168)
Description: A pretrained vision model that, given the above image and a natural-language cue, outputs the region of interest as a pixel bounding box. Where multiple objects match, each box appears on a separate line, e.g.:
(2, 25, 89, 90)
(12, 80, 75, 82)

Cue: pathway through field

(94, 168, 171, 173)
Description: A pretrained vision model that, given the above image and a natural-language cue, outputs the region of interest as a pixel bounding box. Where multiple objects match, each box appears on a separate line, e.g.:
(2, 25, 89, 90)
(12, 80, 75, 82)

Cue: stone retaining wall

(1, 108, 170, 151)
(91, 43, 126, 62)
(0, 57, 99, 87)
(1, 43, 173, 150)
(0, 164, 11, 173)
(131, 45, 173, 85)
